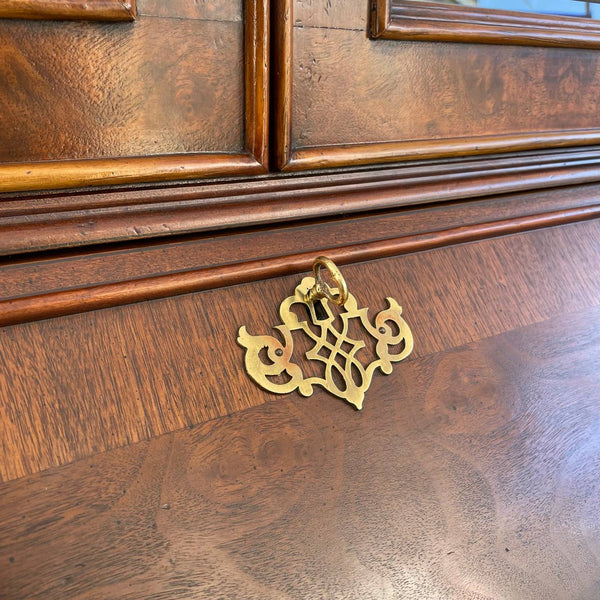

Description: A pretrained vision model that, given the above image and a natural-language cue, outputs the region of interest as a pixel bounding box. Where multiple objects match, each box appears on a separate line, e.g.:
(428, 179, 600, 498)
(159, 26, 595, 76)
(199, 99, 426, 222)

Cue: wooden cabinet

(0, 1, 599, 598)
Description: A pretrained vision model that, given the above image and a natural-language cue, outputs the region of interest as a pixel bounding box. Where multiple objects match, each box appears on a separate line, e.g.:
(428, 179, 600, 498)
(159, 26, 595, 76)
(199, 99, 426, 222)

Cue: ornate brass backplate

(237, 257, 414, 409)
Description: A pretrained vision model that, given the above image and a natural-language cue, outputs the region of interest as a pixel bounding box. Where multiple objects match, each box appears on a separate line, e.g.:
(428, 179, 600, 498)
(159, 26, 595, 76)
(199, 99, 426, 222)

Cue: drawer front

(0, 217, 599, 597)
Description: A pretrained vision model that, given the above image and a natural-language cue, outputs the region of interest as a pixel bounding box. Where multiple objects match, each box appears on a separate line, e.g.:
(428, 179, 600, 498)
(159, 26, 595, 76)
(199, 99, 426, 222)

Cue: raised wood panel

(275, 0, 600, 170)
(373, 0, 600, 48)
(0, 305, 598, 598)
(0, 18, 244, 160)
(293, 31, 600, 146)
(0, 0, 135, 21)
(0, 0, 268, 192)
(0, 220, 599, 481)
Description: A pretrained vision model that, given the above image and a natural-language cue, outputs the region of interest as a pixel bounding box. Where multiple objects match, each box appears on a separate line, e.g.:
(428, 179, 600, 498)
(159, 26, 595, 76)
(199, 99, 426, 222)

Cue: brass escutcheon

(237, 257, 414, 409)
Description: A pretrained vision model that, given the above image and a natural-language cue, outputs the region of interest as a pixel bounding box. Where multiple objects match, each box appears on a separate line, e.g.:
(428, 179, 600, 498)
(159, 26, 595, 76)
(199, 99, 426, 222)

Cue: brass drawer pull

(238, 257, 414, 409)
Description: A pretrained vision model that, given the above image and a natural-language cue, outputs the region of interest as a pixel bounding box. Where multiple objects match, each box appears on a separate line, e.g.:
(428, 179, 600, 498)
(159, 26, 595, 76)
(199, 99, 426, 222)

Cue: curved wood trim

(284, 131, 600, 171)
(2, 148, 600, 255)
(1, 204, 598, 327)
(372, 0, 600, 48)
(272, 0, 293, 170)
(0, 154, 264, 194)
(0, 0, 135, 21)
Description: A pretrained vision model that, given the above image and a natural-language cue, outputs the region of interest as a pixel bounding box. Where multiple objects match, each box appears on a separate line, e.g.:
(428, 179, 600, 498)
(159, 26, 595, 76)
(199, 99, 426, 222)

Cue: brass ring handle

(305, 256, 349, 306)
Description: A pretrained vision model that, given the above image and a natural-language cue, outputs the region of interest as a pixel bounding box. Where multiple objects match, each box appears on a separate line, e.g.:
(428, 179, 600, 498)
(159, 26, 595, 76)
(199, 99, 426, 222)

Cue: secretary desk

(0, 0, 599, 597)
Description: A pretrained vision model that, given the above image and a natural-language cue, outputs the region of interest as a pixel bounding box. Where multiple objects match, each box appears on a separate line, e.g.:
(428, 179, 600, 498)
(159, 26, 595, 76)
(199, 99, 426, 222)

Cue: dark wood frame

(0, 0, 136, 21)
(371, 0, 600, 48)
(273, 0, 600, 171)
(0, 0, 269, 193)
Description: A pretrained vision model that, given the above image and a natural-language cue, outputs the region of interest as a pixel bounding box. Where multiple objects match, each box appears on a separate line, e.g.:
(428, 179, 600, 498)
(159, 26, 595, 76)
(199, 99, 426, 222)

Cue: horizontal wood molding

(0, 0, 268, 193)
(1, 199, 598, 328)
(0, 0, 135, 21)
(372, 0, 600, 48)
(284, 131, 600, 171)
(0, 154, 264, 195)
(2, 148, 600, 255)
(3, 181, 598, 298)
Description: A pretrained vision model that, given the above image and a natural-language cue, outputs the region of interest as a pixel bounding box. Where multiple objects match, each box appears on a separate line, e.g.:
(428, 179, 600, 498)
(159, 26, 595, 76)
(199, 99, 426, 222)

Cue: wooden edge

(272, 0, 293, 170)
(0, 154, 264, 194)
(244, 0, 269, 168)
(370, 0, 391, 38)
(3, 148, 600, 255)
(284, 131, 600, 171)
(0, 0, 136, 21)
(372, 0, 600, 48)
(1, 204, 598, 327)
(389, 0, 600, 31)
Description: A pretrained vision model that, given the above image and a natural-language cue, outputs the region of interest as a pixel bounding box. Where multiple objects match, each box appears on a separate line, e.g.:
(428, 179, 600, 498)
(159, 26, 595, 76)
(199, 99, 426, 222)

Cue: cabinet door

(0, 0, 268, 192)
(274, 0, 600, 171)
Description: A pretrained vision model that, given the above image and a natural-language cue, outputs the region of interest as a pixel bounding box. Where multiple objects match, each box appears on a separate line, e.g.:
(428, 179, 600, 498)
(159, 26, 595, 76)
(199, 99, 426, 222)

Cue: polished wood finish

(286, 132, 600, 171)
(0, 0, 268, 193)
(0, 220, 599, 481)
(0, 303, 598, 598)
(0, 0, 135, 21)
(274, 0, 600, 170)
(3, 148, 600, 255)
(2, 2, 600, 595)
(0, 155, 264, 196)
(372, 0, 600, 48)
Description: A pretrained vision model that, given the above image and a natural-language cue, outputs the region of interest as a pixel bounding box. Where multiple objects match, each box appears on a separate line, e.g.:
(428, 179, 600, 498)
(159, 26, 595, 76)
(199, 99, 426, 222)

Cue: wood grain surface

(0, 220, 599, 482)
(293, 0, 367, 29)
(0, 304, 598, 598)
(0, 0, 135, 21)
(0, 17, 243, 161)
(292, 29, 600, 147)
(137, 0, 241, 21)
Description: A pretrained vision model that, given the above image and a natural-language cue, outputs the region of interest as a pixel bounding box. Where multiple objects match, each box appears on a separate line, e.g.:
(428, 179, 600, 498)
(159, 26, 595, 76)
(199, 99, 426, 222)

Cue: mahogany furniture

(0, 1, 599, 597)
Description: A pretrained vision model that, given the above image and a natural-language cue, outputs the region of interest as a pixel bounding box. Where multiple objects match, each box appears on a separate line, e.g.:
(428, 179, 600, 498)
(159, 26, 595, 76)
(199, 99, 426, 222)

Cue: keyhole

(314, 300, 327, 321)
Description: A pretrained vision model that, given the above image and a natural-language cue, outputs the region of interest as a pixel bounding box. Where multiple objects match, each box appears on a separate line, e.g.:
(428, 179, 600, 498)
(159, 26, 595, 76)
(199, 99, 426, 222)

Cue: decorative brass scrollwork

(237, 257, 414, 409)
